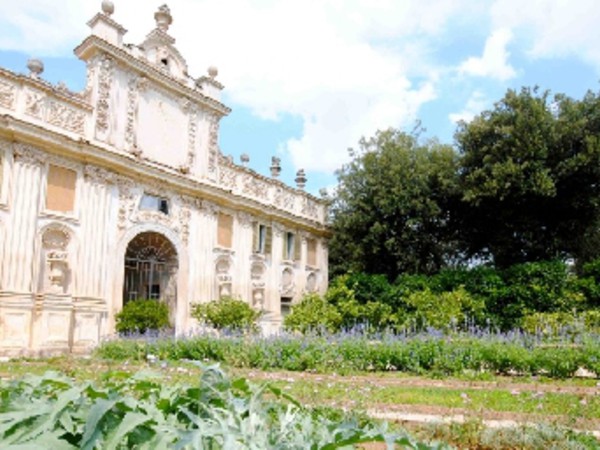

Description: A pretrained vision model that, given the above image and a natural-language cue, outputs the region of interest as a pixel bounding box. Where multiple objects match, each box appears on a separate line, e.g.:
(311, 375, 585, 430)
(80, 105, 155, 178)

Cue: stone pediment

(140, 29, 189, 80)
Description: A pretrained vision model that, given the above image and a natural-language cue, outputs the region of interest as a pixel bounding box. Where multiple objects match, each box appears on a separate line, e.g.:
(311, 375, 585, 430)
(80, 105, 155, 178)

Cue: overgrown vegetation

(283, 261, 600, 333)
(0, 366, 442, 449)
(97, 330, 600, 378)
(115, 299, 170, 334)
(191, 297, 261, 332)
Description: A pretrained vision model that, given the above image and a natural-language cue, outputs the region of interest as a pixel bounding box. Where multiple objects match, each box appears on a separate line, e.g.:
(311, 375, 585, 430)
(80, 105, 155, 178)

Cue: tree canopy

(329, 129, 461, 279)
(456, 87, 600, 268)
(330, 87, 600, 278)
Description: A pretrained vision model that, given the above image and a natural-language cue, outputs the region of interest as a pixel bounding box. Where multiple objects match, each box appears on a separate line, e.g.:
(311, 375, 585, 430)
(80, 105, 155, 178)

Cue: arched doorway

(123, 232, 178, 323)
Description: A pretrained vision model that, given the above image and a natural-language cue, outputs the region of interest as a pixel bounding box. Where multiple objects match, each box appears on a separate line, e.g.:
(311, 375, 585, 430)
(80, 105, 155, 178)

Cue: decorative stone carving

(116, 180, 136, 230)
(219, 166, 237, 189)
(301, 197, 319, 220)
(125, 76, 139, 152)
(241, 173, 268, 200)
(177, 206, 191, 245)
(13, 144, 44, 167)
(24, 88, 45, 118)
(0, 80, 16, 110)
(47, 100, 86, 134)
(215, 255, 232, 298)
(280, 267, 295, 296)
(250, 259, 266, 309)
(95, 55, 113, 139)
(84, 165, 115, 185)
(272, 222, 285, 238)
(274, 186, 295, 210)
(207, 113, 219, 175)
(47, 250, 69, 294)
(41, 227, 71, 295)
(186, 109, 197, 168)
(236, 212, 253, 229)
(306, 272, 317, 293)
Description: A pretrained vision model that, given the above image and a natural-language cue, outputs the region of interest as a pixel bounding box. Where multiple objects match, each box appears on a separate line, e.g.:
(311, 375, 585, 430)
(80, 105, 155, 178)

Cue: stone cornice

(0, 114, 330, 237)
(0, 68, 93, 111)
(74, 35, 231, 117)
(86, 13, 128, 35)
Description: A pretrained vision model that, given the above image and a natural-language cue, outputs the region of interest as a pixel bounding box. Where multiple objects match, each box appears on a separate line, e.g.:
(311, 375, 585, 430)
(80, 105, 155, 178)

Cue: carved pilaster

(125, 75, 147, 155)
(207, 113, 219, 176)
(95, 55, 113, 140)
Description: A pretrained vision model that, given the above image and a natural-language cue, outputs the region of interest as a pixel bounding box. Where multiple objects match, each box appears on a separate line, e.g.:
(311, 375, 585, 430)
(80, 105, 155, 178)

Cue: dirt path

(237, 369, 600, 396)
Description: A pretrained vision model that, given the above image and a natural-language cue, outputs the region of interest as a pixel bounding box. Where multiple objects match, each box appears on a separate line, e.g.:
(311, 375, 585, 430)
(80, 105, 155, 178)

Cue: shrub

(283, 293, 342, 333)
(404, 287, 484, 331)
(115, 298, 170, 334)
(191, 297, 260, 332)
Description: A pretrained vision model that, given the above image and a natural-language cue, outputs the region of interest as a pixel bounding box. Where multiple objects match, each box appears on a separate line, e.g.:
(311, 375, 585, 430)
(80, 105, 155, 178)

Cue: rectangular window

(307, 238, 318, 266)
(284, 232, 294, 260)
(253, 223, 272, 255)
(46, 164, 77, 213)
(217, 213, 233, 248)
(140, 193, 169, 214)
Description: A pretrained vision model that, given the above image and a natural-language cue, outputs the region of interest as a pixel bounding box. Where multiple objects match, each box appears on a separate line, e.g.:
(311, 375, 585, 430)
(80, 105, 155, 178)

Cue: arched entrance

(123, 232, 178, 323)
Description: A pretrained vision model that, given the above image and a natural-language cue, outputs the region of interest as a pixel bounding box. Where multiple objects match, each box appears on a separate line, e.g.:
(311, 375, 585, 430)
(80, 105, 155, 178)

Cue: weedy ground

(1, 356, 599, 449)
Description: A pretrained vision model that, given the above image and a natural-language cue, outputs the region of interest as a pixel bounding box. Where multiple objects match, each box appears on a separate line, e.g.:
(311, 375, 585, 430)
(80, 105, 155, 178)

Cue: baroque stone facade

(0, 3, 329, 356)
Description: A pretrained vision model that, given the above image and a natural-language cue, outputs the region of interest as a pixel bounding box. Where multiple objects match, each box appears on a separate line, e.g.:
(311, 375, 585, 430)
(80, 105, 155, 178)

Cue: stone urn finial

(101, 0, 115, 16)
(240, 153, 250, 167)
(295, 169, 307, 190)
(270, 156, 281, 178)
(155, 4, 173, 32)
(27, 58, 44, 79)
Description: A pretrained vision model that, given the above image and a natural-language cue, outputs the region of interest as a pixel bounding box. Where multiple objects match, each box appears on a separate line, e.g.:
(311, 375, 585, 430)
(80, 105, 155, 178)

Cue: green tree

(456, 87, 600, 268)
(329, 129, 461, 279)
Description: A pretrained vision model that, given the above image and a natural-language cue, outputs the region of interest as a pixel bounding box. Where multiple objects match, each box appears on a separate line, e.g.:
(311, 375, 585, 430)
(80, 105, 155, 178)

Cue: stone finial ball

(101, 0, 115, 16)
(27, 58, 44, 77)
(207, 66, 218, 78)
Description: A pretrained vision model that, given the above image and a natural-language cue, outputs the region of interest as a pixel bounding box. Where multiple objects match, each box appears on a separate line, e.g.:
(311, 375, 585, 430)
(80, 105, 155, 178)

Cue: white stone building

(0, 3, 329, 356)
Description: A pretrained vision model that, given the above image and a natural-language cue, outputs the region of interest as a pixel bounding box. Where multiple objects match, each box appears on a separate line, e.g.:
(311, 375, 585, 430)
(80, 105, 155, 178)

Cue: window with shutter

(46, 164, 77, 213)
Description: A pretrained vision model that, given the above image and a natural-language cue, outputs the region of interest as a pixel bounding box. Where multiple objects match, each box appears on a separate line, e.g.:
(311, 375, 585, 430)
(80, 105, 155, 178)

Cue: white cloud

(459, 28, 516, 81)
(0, 0, 468, 175)
(449, 91, 489, 124)
(490, 0, 600, 71)
(2, 1, 600, 178)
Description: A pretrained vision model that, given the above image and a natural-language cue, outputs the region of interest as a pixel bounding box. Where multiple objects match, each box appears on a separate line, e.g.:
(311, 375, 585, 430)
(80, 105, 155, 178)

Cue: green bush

(115, 299, 170, 334)
(404, 287, 484, 331)
(191, 297, 260, 332)
(283, 293, 342, 333)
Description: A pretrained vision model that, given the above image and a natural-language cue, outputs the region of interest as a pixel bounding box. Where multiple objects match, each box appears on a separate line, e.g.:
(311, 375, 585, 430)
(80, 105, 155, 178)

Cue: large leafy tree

(329, 129, 461, 279)
(456, 87, 600, 268)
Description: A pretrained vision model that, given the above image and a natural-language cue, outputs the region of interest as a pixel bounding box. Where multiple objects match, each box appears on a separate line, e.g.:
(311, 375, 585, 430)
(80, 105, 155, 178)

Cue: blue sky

(1, 0, 599, 195)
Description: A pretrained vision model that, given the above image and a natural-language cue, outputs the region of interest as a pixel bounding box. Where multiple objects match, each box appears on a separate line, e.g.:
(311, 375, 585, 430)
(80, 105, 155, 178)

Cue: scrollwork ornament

(13, 144, 44, 167)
